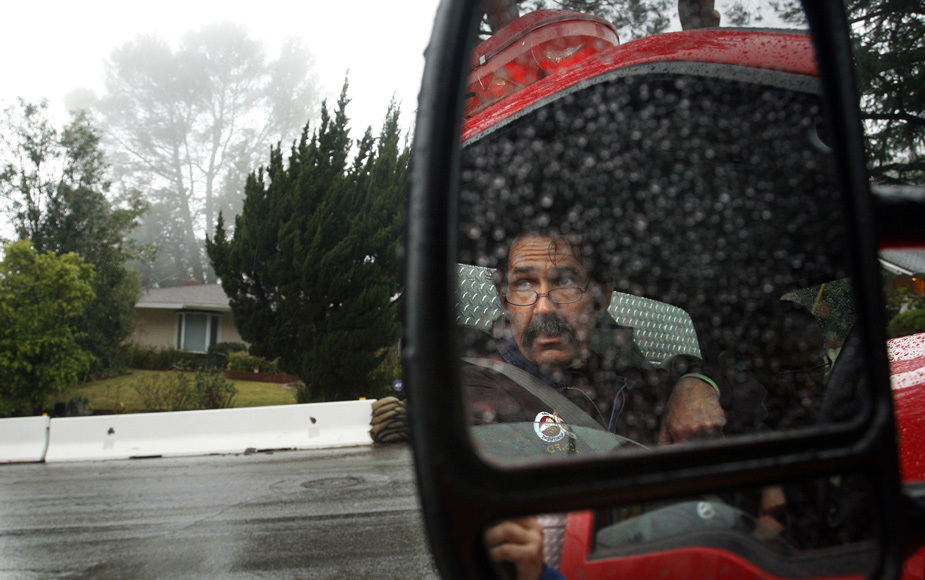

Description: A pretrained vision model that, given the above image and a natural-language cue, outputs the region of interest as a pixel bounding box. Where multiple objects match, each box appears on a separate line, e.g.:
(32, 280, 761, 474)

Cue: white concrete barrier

(44, 400, 374, 463)
(0, 416, 50, 463)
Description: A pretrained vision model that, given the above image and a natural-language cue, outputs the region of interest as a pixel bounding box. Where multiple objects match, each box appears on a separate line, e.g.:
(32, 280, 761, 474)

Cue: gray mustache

(521, 314, 578, 348)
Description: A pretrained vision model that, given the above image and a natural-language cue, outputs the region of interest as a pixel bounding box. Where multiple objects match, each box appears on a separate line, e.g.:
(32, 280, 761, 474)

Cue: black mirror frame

(404, 0, 905, 578)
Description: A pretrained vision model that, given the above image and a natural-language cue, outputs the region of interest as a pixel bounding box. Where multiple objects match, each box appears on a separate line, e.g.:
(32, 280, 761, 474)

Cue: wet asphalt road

(0, 444, 440, 579)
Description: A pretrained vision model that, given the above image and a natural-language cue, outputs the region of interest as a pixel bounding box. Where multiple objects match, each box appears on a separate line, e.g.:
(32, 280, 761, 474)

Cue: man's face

(501, 235, 610, 370)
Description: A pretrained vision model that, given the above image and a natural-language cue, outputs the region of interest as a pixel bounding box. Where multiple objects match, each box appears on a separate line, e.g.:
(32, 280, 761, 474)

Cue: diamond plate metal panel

(608, 294, 701, 362)
(456, 265, 700, 363)
(456, 265, 502, 331)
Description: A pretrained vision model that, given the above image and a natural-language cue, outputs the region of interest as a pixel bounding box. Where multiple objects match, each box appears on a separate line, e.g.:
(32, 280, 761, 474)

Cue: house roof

(881, 250, 925, 276)
(136, 284, 231, 312)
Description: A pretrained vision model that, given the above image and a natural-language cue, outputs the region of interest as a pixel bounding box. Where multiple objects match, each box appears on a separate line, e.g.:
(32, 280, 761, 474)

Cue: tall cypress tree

(207, 84, 406, 401)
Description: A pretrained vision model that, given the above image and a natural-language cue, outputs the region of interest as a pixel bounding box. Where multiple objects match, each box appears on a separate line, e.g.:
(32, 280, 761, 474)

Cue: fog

(0, 0, 439, 134)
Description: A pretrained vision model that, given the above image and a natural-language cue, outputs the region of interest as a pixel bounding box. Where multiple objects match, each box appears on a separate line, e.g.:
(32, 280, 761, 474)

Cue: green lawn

(62, 370, 297, 413)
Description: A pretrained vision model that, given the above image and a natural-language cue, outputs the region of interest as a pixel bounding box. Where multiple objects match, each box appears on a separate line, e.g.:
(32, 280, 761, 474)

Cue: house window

(176, 312, 220, 353)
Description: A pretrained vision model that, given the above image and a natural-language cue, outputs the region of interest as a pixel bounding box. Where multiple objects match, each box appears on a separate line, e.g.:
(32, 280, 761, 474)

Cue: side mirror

(405, 1, 908, 578)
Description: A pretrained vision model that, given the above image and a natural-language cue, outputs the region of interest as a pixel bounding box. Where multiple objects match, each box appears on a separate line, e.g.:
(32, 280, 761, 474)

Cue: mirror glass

(484, 473, 879, 579)
(455, 1, 869, 464)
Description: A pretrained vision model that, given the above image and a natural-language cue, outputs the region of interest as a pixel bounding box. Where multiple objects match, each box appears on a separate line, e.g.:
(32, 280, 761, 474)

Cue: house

(881, 249, 925, 295)
(881, 249, 925, 277)
(132, 284, 246, 353)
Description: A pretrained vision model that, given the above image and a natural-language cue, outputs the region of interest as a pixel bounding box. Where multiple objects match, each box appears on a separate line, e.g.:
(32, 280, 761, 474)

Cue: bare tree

(96, 22, 319, 285)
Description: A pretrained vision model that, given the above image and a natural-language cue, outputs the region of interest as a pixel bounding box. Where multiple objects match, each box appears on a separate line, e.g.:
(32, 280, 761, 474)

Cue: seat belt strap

(463, 358, 605, 431)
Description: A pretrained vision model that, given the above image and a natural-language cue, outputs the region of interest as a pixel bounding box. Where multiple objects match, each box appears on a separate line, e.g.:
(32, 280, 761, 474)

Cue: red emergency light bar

(465, 10, 620, 118)
(463, 24, 818, 141)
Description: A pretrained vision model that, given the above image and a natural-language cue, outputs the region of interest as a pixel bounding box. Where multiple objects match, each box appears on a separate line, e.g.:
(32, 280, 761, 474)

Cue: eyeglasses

(504, 281, 591, 306)
(776, 353, 832, 384)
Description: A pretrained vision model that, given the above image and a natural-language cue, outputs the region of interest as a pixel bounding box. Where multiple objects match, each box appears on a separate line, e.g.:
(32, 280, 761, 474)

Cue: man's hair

(488, 229, 612, 290)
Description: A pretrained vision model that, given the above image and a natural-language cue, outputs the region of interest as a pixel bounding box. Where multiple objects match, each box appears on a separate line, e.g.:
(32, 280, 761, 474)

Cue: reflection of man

(471, 231, 766, 580)
(464, 231, 744, 445)
(717, 301, 831, 544)
(727, 300, 829, 430)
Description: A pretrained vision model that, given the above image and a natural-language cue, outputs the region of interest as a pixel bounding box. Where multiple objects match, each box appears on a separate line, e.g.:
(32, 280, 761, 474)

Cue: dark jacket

(462, 323, 766, 446)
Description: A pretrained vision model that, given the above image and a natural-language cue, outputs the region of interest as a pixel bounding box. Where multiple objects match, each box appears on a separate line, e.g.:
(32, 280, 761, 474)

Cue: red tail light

(465, 10, 619, 118)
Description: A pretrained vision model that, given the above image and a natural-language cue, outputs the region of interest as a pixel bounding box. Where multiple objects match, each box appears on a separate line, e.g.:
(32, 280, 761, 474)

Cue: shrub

(208, 342, 249, 356)
(295, 382, 312, 404)
(202, 352, 228, 371)
(128, 345, 213, 371)
(194, 369, 238, 409)
(127, 345, 153, 368)
(86, 345, 131, 379)
(134, 369, 194, 411)
(227, 351, 279, 373)
(0, 241, 95, 416)
(369, 345, 402, 398)
(206, 343, 246, 369)
(888, 309, 925, 338)
(134, 367, 236, 411)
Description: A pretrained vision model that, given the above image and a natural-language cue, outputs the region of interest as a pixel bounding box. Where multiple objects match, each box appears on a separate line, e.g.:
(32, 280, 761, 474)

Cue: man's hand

(658, 376, 726, 443)
(484, 517, 545, 580)
(755, 485, 787, 540)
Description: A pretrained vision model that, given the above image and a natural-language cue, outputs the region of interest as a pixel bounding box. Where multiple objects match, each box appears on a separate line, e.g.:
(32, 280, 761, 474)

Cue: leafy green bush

(133, 369, 193, 411)
(194, 369, 238, 409)
(204, 343, 248, 371)
(208, 342, 249, 356)
(128, 345, 211, 370)
(227, 351, 279, 373)
(133, 367, 236, 411)
(888, 309, 925, 338)
(0, 241, 95, 416)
